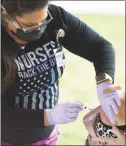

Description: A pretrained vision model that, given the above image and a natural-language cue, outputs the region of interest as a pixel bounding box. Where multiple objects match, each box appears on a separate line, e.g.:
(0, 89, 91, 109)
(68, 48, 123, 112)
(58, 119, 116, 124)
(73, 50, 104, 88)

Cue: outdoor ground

(57, 13, 125, 145)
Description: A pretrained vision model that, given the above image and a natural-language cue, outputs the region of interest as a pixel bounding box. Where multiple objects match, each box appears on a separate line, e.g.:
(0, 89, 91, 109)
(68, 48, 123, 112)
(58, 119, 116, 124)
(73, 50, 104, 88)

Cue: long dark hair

(1, 0, 49, 94)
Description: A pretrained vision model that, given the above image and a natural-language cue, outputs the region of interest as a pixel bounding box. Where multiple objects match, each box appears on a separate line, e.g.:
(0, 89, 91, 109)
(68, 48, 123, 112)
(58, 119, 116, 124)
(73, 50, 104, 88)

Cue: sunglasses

(1, 4, 53, 33)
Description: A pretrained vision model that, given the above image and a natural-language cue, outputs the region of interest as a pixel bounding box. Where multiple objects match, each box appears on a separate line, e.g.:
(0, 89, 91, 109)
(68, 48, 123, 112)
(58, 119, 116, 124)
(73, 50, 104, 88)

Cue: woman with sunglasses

(1, 0, 121, 145)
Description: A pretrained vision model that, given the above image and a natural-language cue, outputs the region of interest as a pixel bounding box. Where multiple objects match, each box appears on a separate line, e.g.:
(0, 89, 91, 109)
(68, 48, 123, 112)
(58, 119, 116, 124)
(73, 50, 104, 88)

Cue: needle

(84, 106, 92, 111)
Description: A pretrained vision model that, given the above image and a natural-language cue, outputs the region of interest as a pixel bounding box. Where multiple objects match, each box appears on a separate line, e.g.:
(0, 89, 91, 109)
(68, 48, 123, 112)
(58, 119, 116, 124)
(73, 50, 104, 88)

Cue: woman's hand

(44, 101, 84, 126)
(97, 82, 121, 124)
(92, 126, 126, 145)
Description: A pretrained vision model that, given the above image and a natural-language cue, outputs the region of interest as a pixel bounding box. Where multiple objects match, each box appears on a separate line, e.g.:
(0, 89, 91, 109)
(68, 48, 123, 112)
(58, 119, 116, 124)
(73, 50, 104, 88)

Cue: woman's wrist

(96, 79, 112, 85)
(44, 109, 50, 126)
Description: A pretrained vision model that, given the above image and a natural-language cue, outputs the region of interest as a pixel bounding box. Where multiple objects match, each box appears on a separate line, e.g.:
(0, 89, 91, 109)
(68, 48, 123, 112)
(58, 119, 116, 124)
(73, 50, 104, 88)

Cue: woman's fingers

(107, 105, 117, 125)
(110, 98, 119, 115)
(114, 94, 121, 106)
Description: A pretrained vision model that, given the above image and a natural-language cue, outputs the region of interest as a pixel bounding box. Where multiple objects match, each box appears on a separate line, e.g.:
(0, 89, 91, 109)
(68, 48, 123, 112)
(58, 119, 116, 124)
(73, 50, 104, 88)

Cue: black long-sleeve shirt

(1, 4, 115, 144)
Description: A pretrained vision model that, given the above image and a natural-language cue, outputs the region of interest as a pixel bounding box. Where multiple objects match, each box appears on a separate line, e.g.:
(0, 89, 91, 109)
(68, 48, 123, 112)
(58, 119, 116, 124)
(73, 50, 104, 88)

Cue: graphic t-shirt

(14, 33, 65, 110)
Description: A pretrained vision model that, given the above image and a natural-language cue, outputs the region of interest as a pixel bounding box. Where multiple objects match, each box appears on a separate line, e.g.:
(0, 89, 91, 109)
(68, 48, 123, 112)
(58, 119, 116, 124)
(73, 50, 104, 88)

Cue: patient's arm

(100, 98, 125, 126)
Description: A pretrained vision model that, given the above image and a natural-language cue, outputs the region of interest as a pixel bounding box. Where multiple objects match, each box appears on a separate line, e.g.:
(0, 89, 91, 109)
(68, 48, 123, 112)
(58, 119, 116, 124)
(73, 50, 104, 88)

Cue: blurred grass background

(57, 13, 125, 145)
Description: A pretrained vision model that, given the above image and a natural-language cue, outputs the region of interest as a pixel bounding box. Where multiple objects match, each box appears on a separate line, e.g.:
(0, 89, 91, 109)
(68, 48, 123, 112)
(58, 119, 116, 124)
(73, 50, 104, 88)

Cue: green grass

(57, 13, 125, 145)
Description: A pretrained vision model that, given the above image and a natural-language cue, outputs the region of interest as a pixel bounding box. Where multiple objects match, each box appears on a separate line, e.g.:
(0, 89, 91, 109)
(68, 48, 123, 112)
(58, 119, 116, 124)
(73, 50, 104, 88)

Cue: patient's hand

(92, 126, 126, 145)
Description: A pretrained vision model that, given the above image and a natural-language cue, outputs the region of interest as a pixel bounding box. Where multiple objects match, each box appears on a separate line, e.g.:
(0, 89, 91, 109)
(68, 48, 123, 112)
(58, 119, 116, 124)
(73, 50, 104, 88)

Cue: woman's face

(2, 5, 48, 43)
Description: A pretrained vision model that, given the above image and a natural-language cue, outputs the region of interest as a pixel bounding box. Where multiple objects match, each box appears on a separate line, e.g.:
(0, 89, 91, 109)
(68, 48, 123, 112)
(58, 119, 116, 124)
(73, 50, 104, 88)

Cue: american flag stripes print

(14, 40, 65, 110)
